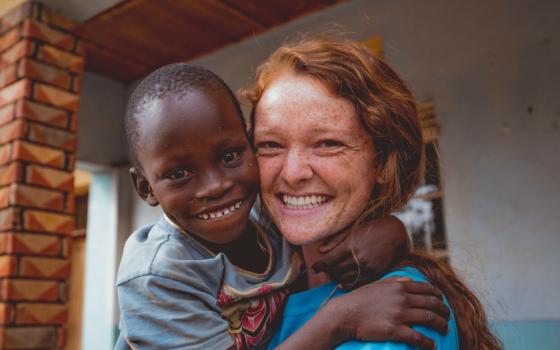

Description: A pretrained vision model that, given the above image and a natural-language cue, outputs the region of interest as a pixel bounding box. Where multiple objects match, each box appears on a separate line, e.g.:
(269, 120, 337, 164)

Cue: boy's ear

(130, 167, 159, 207)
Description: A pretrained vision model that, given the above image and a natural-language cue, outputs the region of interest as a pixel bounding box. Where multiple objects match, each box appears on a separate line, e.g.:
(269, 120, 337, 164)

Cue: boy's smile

(132, 88, 259, 244)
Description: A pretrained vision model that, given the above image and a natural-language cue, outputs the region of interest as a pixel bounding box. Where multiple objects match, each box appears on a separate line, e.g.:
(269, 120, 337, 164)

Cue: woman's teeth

(282, 194, 329, 209)
(197, 201, 243, 220)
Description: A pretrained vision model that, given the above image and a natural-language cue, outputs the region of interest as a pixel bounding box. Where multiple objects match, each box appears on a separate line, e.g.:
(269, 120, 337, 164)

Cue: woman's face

(253, 73, 378, 245)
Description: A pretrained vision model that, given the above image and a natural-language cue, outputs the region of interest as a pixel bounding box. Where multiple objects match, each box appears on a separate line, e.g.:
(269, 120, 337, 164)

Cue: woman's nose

(280, 148, 313, 186)
(194, 169, 233, 199)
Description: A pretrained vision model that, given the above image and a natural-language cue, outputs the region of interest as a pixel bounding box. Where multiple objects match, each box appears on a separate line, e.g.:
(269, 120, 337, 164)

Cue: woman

(242, 37, 502, 349)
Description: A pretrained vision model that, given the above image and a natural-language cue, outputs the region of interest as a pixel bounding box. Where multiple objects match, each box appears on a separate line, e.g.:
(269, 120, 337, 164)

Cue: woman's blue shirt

(267, 266, 459, 349)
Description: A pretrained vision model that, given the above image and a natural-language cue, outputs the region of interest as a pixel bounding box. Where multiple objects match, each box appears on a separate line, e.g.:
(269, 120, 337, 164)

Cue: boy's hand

(312, 215, 410, 289)
(326, 277, 450, 350)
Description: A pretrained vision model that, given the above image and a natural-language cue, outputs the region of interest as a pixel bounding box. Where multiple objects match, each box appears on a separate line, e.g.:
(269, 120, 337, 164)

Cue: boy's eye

(222, 150, 241, 164)
(167, 169, 190, 180)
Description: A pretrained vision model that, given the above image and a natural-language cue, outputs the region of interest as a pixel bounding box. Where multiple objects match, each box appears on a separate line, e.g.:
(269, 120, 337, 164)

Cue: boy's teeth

(197, 201, 243, 220)
(282, 195, 328, 209)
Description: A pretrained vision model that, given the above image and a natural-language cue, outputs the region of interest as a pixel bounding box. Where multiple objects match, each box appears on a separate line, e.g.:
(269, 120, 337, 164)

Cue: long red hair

(242, 37, 502, 349)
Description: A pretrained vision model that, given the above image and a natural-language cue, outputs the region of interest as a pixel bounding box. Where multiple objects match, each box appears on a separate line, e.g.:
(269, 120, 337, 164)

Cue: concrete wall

(129, 0, 560, 326)
(77, 72, 128, 165)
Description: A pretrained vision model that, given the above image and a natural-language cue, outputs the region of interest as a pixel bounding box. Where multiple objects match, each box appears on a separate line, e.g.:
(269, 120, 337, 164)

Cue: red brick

(61, 237, 71, 258)
(18, 59, 72, 89)
(0, 103, 15, 126)
(58, 281, 68, 302)
(1, 279, 59, 302)
(35, 44, 84, 73)
(19, 256, 69, 279)
(22, 20, 75, 51)
(0, 120, 25, 143)
(23, 209, 72, 234)
(32, 82, 78, 112)
(0, 186, 8, 208)
(12, 141, 65, 168)
(0, 27, 20, 53)
(15, 99, 69, 128)
(0, 326, 58, 349)
(0, 303, 12, 324)
(0, 62, 17, 89)
(25, 164, 73, 191)
(0, 144, 12, 165)
(57, 326, 66, 348)
(71, 74, 82, 93)
(74, 40, 84, 56)
(40, 6, 78, 32)
(0, 234, 6, 253)
(69, 113, 77, 131)
(0, 256, 17, 277)
(63, 193, 73, 214)
(0, 79, 31, 108)
(0, 207, 19, 231)
(0, 2, 33, 34)
(65, 153, 75, 171)
(0, 163, 22, 186)
(0, 40, 34, 67)
(10, 184, 65, 210)
(16, 303, 67, 325)
(0, 232, 61, 256)
(27, 123, 76, 150)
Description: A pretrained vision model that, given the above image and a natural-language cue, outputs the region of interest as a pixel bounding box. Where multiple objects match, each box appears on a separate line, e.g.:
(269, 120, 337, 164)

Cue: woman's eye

(256, 141, 282, 151)
(167, 169, 190, 180)
(222, 150, 241, 164)
(258, 141, 280, 149)
(318, 140, 343, 148)
(255, 141, 282, 156)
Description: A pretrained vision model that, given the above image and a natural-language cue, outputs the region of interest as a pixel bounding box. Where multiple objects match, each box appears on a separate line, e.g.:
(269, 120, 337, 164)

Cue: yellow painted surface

(74, 169, 92, 196)
(0, 0, 27, 17)
(361, 35, 384, 57)
(67, 236, 85, 350)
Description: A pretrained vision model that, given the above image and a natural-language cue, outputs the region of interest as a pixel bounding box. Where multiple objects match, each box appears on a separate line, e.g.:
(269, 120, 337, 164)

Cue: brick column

(0, 2, 83, 349)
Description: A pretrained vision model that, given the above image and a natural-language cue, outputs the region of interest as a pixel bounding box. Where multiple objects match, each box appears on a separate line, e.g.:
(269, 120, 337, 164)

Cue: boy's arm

(271, 278, 449, 350)
(117, 274, 234, 350)
(312, 215, 410, 288)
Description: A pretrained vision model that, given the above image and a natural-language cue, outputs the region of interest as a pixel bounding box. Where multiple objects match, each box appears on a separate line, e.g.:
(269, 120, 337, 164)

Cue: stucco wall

(123, 0, 560, 323)
(77, 72, 128, 165)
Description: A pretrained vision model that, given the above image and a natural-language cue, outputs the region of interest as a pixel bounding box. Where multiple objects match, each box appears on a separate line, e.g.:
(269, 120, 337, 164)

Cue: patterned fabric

(219, 287, 290, 350)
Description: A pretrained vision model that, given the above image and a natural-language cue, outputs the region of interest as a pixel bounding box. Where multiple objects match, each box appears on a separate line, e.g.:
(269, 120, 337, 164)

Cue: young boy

(115, 64, 429, 350)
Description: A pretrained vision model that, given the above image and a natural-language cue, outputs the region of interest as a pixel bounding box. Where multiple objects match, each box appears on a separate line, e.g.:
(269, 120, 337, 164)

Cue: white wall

(126, 0, 560, 322)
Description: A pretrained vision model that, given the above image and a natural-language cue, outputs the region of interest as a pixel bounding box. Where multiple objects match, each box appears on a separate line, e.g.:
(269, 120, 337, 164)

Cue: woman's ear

(130, 167, 159, 206)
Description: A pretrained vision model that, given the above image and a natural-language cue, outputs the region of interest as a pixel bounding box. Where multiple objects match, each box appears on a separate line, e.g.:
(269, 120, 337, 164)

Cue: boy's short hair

(125, 63, 245, 166)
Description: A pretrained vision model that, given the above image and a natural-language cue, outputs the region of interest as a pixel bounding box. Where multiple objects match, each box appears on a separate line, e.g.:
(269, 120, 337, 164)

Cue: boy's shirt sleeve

(117, 273, 234, 350)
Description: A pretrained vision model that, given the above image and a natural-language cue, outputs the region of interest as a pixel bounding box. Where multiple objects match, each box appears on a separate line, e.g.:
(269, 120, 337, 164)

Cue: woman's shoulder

(335, 266, 460, 350)
(380, 266, 429, 283)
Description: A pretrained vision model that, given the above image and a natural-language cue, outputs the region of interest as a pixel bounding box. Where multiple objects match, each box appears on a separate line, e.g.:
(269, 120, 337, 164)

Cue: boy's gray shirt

(115, 212, 299, 350)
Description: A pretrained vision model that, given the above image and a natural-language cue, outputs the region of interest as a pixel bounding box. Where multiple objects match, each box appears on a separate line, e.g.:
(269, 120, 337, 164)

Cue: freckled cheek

(256, 157, 282, 190)
(309, 158, 350, 185)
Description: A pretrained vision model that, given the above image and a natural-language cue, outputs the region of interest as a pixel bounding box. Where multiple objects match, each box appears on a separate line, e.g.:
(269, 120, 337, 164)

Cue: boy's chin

(181, 217, 250, 245)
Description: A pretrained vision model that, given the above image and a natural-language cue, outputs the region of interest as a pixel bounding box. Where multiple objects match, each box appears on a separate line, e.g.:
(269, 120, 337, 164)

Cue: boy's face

(132, 89, 259, 244)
